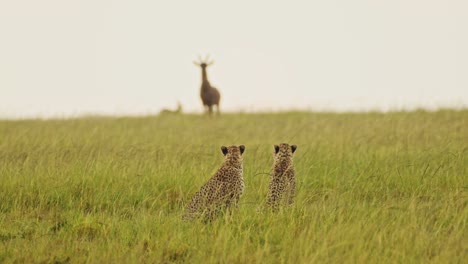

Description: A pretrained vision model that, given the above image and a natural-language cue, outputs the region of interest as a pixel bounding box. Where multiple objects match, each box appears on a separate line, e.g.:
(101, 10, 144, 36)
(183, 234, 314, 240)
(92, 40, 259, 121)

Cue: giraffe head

(193, 54, 214, 68)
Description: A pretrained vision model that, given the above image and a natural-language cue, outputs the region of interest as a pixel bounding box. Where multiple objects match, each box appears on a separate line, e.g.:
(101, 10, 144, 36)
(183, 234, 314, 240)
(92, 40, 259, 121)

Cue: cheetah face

(221, 145, 245, 161)
(274, 143, 297, 159)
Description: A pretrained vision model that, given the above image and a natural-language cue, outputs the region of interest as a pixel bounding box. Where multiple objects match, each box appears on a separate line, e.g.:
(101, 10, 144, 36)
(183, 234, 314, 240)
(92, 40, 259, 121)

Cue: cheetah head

(221, 145, 245, 162)
(273, 143, 297, 161)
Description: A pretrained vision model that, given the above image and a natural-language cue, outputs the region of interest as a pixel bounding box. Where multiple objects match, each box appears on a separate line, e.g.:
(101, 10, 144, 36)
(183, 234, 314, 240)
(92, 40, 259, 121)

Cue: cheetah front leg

(202, 207, 218, 223)
(287, 180, 296, 206)
(235, 195, 241, 208)
(285, 168, 296, 206)
(223, 193, 240, 213)
(267, 180, 283, 212)
(220, 194, 239, 220)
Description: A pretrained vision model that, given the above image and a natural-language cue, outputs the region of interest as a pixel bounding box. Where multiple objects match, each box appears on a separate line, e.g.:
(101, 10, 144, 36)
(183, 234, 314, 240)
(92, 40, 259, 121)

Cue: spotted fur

(266, 143, 297, 211)
(183, 145, 245, 221)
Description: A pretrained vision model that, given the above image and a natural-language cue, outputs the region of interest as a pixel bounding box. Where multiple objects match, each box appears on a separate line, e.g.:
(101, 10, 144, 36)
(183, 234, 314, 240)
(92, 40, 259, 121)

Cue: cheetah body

(183, 145, 245, 221)
(267, 143, 297, 211)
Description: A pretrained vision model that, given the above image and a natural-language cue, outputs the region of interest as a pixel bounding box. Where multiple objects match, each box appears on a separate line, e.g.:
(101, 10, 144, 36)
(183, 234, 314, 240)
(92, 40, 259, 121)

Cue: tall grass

(0, 110, 467, 263)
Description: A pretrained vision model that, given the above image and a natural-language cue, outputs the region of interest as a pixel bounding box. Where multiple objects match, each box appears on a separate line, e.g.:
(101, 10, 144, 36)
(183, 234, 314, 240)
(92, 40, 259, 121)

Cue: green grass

(0, 110, 467, 263)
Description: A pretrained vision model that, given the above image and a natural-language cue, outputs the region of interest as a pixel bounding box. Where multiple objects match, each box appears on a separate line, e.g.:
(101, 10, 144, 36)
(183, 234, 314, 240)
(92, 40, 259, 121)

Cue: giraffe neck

(201, 67, 209, 84)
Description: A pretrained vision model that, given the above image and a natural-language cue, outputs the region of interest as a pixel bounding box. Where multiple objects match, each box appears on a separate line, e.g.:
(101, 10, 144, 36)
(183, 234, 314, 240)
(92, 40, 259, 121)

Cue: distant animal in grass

(160, 102, 183, 115)
(193, 55, 221, 115)
(183, 145, 245, 221)
(266, 143, 297, 211)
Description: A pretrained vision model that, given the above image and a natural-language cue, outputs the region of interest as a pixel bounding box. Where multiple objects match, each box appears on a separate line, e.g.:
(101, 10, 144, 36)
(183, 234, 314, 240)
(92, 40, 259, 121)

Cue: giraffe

(194, 55, 221, 114)
(160, 101, 183, 115)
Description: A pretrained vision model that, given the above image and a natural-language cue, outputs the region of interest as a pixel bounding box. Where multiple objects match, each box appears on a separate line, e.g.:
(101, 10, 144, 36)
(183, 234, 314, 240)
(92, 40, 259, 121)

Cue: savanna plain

(0, 111, 467, 263)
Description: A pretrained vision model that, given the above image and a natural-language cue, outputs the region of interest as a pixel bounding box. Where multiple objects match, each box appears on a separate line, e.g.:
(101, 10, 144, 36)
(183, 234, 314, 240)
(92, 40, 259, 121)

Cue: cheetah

(183, 145, 245, 221)
(266, 143, 297, 211)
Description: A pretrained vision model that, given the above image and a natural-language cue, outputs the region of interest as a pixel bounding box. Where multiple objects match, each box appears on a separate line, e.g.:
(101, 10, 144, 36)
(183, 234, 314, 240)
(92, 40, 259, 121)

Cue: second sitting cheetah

(266, 143, 297, 211)
(183, 145, 245, 221)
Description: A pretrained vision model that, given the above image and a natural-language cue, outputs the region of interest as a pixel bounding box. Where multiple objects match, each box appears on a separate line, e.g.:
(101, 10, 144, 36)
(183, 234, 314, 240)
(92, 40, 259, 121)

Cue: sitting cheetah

(266, 143, 297, 211)
(183, 145, 245, 221)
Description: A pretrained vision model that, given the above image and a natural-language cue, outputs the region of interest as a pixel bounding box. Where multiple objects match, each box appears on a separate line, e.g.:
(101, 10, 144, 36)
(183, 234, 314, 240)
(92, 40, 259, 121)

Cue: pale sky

(0, 0, 467, 118)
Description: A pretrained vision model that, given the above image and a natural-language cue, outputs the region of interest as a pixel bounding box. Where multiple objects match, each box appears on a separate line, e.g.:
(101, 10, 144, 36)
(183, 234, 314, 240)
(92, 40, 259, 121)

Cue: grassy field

(0, 110, 467, 263)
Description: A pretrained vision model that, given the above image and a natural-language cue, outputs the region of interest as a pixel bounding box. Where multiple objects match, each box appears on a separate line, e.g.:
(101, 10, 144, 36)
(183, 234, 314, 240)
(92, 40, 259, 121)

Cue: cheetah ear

(274, 145, 280, 154)
(239, 145, 245, 155)
(291, 145, 297, 153)
(221, 146, 228, 156)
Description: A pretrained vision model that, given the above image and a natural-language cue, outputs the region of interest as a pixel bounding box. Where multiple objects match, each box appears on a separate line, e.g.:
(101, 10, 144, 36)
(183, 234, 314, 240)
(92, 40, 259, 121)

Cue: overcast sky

(0, 0, 467, 118)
